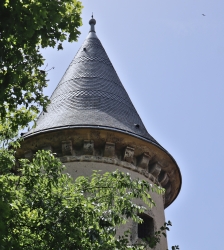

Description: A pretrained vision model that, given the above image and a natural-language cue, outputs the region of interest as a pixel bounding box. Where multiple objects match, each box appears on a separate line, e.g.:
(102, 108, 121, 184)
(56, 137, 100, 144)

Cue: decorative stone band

(60, 154, 158, 185)
(18, 128, 181, 208)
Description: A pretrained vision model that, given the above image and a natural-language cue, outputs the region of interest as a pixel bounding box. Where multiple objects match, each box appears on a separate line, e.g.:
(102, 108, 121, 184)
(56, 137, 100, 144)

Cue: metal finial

(89, 14, 96, 33)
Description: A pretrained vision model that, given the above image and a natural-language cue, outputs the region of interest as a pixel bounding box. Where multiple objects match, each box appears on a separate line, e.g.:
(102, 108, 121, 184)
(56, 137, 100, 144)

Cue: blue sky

(41, 1, 224, 249)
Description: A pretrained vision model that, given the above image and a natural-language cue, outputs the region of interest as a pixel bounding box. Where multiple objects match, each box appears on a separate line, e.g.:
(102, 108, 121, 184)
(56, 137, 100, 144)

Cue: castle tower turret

(18, 18, 181, 249)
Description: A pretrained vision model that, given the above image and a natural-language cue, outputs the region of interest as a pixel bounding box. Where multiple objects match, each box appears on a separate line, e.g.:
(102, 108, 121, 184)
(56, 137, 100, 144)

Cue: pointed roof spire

(25, 19, 160, 148)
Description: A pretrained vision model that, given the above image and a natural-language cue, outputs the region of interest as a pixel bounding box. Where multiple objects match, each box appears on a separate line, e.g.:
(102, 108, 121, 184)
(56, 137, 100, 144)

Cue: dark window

(138, 214, 154, 239)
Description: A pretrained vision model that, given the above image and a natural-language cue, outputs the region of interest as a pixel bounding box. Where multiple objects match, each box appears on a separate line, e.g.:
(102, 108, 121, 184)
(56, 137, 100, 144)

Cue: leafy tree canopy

(0, 0, 83, 129)
(0, 147, 167, 249)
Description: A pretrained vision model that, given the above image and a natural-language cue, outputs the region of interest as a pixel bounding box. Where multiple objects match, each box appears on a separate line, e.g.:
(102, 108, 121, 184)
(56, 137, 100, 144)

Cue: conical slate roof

(27, 19, 160, 147)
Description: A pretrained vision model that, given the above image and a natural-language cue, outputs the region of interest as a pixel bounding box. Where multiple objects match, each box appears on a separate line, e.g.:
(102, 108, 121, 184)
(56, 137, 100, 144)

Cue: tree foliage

(0, 0, 82, 128)
(0, 148, 168, 249)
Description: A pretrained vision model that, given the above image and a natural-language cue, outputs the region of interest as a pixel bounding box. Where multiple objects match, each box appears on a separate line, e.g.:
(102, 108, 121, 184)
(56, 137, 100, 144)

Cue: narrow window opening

(138, 214, 154, 239)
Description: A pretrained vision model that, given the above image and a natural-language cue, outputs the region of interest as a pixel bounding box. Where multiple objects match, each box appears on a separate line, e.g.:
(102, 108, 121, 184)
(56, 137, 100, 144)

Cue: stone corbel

(124, 146, 134, 163)
(137, 153, 151, 169)
(148, 162, 162, 178)
(83, 140, 94, 155)
(42, 145, 53, 152)
(159, 172, 169, 187)
(104, 142, 115, 157)
(62, 140, 73, 156)
(24, 150, 33, 160)
(165, 182, 172, 195)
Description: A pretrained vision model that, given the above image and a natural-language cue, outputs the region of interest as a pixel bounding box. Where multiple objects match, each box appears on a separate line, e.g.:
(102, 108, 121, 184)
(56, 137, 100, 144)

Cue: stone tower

(18, 18, 181, 249)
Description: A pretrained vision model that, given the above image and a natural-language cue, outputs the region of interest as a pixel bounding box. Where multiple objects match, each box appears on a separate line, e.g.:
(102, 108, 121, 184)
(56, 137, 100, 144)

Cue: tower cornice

(18, 127, 181, 208)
